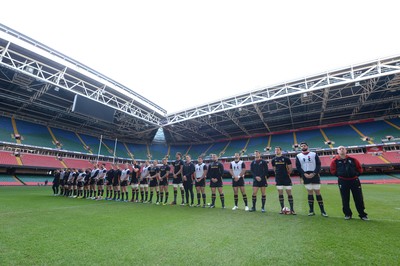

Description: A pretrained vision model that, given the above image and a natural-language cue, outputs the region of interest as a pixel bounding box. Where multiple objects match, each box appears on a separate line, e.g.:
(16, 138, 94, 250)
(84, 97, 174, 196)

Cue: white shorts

(173, 183, 183, 188)
(131, 184, 139, 189)
(276, 185, 292, 190)
(140, 184, 148, 188)
(305, 184, 321, 190)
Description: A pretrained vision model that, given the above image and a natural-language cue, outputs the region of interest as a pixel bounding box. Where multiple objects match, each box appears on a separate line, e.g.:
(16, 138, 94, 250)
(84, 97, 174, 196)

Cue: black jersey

(106, 169, 114, 183)
(271, 156, 291, 179)
(52, 172, 60, 184)
(182, 162, 195, 183)
(159, 164, 170, 178)
(114, 169, 122, 182)
(207, 161, 224, 180)
(250, 159, 269, 179)
(172, 159, 184, 176)
(148, 166, 160, 178)
(130, 164, 140, 182)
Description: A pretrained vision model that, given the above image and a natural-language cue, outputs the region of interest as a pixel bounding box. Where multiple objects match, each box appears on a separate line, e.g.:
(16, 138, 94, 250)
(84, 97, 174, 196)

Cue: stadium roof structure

(1, 24, 400, 145)
(0, 24, 166, 143)
(163, 56, 400, 143)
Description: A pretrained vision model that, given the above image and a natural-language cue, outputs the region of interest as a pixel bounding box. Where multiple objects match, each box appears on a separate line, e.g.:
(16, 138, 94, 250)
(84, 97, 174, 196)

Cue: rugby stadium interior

(1, 23, 400, 185)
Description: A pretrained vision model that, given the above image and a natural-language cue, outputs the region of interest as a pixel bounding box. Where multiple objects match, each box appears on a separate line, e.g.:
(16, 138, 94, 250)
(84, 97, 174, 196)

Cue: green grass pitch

(0, 184, 399, 265)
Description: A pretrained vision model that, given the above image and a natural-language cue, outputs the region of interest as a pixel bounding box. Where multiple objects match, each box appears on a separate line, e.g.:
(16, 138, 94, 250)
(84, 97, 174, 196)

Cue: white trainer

(244, 206, 250, 211)
(232, 206, 238, 211)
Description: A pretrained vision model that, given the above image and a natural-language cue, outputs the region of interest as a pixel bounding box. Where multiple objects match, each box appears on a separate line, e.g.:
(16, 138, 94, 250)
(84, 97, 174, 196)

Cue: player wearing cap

(296, 142, 328, 217)
(229, 153, 249, 211)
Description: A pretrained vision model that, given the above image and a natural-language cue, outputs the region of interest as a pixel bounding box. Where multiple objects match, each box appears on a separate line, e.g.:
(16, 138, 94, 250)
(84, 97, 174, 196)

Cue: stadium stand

(354, 120, 400, 144)
(169, 145, 190, 158)
(0, 151, 19, 166)
(101, 138, 128, 158)
(0, 174, 22, 186)
(125, 143, 148, 160)
(381, 151, 400, 164)
(50, 127, 87, 153)
(20, 154, 65, 168)
(269, 133, 293, 152)
(245, 135, 269, 154)
(207, 141, 230, 157)
(62, 158, 93, 169)
(223, 139, 248, 157)
(0, 116, 15, 143)
(295, 129, 326, 150)
(323, 125, 365, 147)
(349, 153, 389, 165)
(187, 143, 211, 159)
(17, 175, 51, 185)
(14, 119, 54, 148)
(149, 143, 169, 160)
(78, 133, 102, 155)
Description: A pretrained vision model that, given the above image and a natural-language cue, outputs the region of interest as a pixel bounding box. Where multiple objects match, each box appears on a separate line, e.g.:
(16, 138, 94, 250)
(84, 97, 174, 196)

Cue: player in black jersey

(159, 158, 170, 205)
(52, 169, 60, 196)
(148, 160, 160, 204)
(112, 164, 121, 201)
(170, 152, 185, 205)
(83, 168, 91, 199)
(62, 169, 70, 196)
(249, 151, 269, 212)
(207, 154, 225, 208)
(194, 156, 207, 207)
(271, 147, 295, 214)
(130, 160, 140, 202)
(182, 155, 195, 206)
(105, 165, 115, 200)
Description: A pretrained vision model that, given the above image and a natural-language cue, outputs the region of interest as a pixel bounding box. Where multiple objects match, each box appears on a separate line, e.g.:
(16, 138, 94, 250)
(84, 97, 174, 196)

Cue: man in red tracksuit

(330, 146, 368, 221)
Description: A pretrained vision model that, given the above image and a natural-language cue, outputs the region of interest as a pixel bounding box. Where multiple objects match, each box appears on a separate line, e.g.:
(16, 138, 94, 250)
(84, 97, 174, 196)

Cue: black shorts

(172, 175, 182, 185)
(60, 180, 64, 186)
(302, 173, 321, 185)
(275, 177, 292, 186)
(106, 178, 113, 186)
(77, 181, 84, 188)
(120, 180, 128, 187)
(130, 178, 139, 185)
(72, 181, 77, 186)
(84, 179, 89, 186)
(97, 179, 104, 186)
(253, 177, 268, 187)
(159, 178, 168, 186)
(232, 178, 245, 187)
(210, 178, 223, 188)
(149, 179, 159, 187)
(90, 178, 96, 185)
(113, 180, 120, 187)
(140, 179, 148, 185)
(195, 179, 205, 187)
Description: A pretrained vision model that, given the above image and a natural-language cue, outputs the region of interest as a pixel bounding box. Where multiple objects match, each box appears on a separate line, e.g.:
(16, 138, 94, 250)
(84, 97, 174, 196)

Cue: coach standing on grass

(330, 146, 369, 221)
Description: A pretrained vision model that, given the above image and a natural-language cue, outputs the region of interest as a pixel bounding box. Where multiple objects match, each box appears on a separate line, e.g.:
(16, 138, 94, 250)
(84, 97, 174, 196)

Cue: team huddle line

(51, 143, 369, 220)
